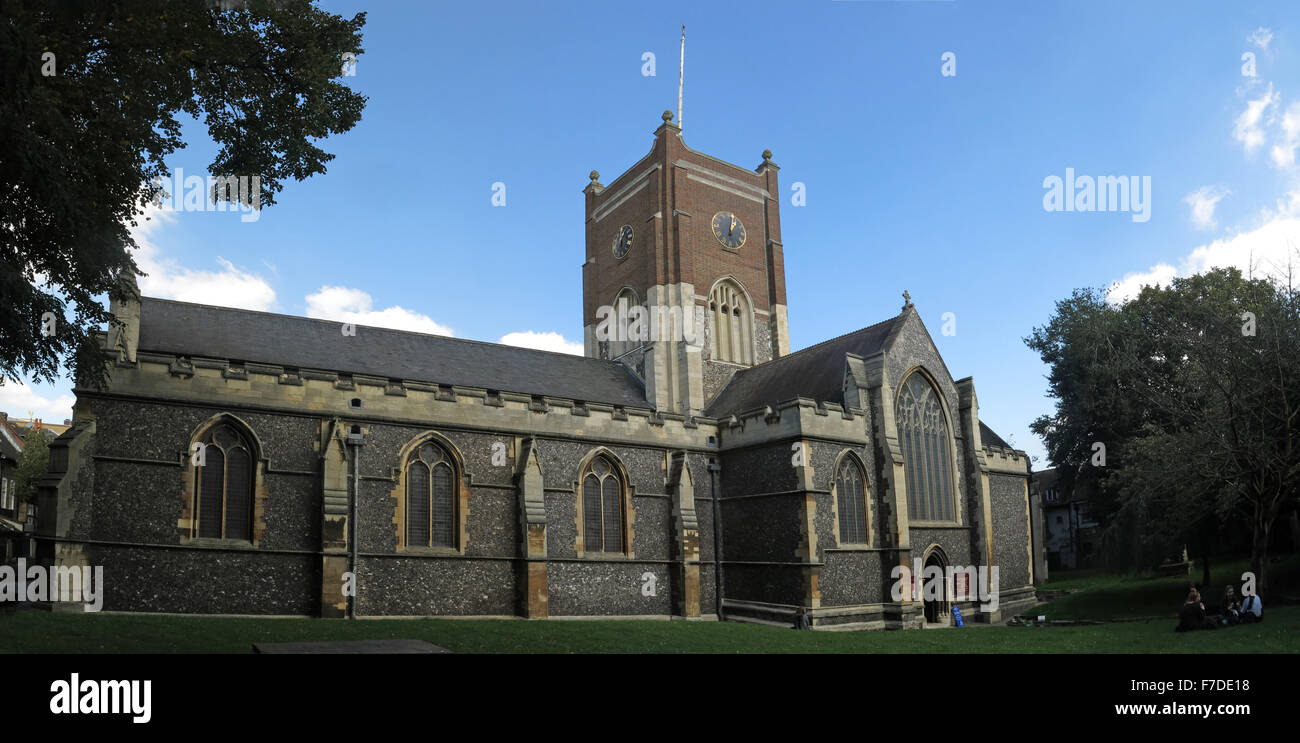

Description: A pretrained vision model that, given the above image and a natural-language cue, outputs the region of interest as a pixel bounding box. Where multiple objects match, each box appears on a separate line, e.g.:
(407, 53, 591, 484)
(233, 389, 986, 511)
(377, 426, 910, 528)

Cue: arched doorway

(922, 548, 950, 625)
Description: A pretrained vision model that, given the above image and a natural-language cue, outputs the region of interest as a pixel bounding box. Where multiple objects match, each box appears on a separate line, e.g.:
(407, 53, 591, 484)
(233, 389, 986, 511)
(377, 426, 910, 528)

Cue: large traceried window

(835, 455, 869, 544)
(406, 442, 457, 548)
(581, 454, 625, 554)
(708, 279, 753, 365)
(897, 372, 956, 523)
(194, 423, 254, 540)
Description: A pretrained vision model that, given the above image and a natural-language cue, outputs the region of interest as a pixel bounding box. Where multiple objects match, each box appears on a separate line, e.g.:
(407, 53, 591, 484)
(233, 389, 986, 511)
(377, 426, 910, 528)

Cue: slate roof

(979, 421, 1011, 449)
(0, 428, 21, 463)
(136, 298, 650, 409)
(704, 313, 906, 418)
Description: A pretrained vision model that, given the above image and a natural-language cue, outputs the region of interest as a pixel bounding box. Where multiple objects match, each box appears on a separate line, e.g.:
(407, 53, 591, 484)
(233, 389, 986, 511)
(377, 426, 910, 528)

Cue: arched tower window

(708, 278, 753, 365)
(835, 454, 869, 544)
(897, 371, 956, 522)
(193, 423, 255, 540)
(405, 442, 457, 548)
(581, 454, 626, 554)
(609, 286, 640, 359)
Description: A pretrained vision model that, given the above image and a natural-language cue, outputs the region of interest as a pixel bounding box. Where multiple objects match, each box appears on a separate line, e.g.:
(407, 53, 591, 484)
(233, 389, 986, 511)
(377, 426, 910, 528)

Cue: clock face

(612, 224, 633, 259)
(712, 211, 746, 249)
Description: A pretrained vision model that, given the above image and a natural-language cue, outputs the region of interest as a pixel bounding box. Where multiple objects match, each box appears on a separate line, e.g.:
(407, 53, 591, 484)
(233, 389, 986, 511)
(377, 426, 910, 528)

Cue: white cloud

(1183, 186, 1229, 230)
(1270, 102, 1300, 169)
(0, 380, 76, 427)
(1234, 84, 1278, 154)
(1108, 212, 1300, 303)
(1249, 27, 1273, 51)
(498, 331, 583, 355)
(304, 286, 454, 336)
(1107, 263, 1179, 304)
(129, 204, 277, 311)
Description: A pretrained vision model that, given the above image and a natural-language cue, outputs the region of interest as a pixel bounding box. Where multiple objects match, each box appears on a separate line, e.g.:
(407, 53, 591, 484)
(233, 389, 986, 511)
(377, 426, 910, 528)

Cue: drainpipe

(346, 425, 365, 619)
(708, 458, 724, 620)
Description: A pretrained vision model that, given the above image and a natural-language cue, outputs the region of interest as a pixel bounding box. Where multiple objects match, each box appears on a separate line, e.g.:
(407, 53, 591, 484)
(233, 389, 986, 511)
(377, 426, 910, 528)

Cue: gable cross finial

(902, 290, 913, 310)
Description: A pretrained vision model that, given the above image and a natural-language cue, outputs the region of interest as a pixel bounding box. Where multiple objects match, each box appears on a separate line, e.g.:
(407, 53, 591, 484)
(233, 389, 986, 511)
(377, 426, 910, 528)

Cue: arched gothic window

(897, 372, 956, 522)
(194, 423, 255, 540)
(406, 442, 457, 548)
(581, 454, 625, 554)
(708, 279, 753, 365)
(836, 455, 868, 544)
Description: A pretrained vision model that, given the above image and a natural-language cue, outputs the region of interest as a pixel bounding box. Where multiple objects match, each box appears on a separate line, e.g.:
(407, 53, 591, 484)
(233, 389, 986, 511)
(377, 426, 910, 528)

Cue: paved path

(253, 639, 451, 654)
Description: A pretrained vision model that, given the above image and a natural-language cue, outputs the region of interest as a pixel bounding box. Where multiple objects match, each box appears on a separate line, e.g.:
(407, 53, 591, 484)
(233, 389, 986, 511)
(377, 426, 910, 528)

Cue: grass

(4, 553, 1297, 653)
(1035, 555, 1300, 622)
(1, 604, 1298, 653)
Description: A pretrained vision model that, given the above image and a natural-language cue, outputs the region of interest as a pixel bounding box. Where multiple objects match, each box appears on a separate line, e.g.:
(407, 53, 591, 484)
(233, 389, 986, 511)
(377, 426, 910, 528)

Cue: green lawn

(2, 605, 1298, 653)
(1035, 555, 1300, 621)
(4, 553, 1297, 653)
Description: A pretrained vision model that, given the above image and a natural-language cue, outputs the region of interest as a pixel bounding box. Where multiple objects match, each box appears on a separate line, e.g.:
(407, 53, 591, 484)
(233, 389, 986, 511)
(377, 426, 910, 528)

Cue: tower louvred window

(708, 279, 753, 365)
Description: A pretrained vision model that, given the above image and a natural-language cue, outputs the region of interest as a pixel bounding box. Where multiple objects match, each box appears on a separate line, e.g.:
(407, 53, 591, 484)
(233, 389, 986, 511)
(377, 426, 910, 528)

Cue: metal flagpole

(678, 24, 685, 130)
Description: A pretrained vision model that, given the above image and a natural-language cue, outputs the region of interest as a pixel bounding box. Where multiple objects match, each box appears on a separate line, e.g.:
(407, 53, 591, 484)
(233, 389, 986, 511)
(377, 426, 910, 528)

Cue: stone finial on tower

(662, 109, 674, 123)
(757, 148, 778, 173)
(585, 169, 603, 195)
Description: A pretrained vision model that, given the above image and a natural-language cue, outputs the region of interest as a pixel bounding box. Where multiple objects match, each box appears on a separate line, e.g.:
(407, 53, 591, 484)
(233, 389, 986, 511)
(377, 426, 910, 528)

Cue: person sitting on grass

(793, 606, 811, 630)
(1175, 588, 1217, 632)
(1240, 592, 1263, 624)
(1220, 585, 1241, 627)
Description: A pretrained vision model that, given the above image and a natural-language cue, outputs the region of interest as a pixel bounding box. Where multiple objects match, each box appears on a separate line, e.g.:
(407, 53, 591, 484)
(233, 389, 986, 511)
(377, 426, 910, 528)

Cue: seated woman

(1220, 585, 1241, 626)
(1175, 588, 1217, 632)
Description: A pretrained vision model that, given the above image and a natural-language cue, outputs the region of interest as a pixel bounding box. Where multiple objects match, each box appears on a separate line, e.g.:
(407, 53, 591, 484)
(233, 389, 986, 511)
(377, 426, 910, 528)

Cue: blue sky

(12, 0, 1300, 467)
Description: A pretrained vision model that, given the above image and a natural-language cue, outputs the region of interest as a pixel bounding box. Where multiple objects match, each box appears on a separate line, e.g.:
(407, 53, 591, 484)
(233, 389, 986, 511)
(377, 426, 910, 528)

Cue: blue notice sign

(952, 606, 965, 627)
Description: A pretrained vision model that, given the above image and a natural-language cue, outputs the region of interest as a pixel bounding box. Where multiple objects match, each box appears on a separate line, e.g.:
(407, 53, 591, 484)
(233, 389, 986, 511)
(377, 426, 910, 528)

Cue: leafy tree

(1, 0, 366, 388)
(13, 427, 50, 504)
(1028, 267, 1300, 590)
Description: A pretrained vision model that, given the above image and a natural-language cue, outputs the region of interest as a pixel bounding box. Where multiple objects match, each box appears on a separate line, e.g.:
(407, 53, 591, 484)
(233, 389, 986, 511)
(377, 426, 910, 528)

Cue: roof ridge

(139, 296, 618, 368)
(731, 311, 905, 375)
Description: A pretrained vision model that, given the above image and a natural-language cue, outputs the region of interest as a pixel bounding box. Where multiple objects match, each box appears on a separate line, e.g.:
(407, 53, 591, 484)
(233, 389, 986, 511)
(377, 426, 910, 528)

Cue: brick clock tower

(583, 110, 790, 417)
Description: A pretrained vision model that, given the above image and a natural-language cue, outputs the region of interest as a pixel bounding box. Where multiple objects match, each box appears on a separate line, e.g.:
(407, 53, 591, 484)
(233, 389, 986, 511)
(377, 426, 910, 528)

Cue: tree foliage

(13, 427, 50, 504)
(0, 0, 366, 388)
(1027, 267, 1300, 589)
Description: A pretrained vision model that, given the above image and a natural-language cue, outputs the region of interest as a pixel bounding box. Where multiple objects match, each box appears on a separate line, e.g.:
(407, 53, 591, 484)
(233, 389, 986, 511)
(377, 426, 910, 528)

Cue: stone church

(36, 111, 1036, 628)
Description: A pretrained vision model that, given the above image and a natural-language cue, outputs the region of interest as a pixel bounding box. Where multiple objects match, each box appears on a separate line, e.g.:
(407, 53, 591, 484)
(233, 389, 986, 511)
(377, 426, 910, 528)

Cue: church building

(36, 111, 1036, 628)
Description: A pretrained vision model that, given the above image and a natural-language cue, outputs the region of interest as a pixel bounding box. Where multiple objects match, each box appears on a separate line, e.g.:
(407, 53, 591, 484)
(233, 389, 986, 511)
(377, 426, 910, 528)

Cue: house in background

(1031, 467, 1099, 572)
(1, 416, 22, 561)
(0, 412, 62, 562)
